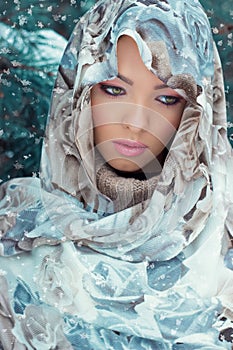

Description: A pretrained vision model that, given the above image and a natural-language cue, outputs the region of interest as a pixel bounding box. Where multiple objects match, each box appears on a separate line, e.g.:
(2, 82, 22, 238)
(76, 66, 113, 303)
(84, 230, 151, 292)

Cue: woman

(0, 0, 233, 348)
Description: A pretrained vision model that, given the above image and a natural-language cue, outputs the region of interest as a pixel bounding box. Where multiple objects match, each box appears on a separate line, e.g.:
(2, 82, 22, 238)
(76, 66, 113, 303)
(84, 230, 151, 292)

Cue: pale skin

(91, 35, 186, 176)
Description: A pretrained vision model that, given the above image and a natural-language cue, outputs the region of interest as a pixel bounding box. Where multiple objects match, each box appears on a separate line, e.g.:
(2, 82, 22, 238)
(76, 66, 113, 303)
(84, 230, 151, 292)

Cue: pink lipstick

(113, 139, 147, 157)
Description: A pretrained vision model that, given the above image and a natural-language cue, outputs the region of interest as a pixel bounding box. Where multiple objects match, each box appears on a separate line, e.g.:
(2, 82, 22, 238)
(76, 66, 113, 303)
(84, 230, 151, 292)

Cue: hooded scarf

(1, 0, 233, 348)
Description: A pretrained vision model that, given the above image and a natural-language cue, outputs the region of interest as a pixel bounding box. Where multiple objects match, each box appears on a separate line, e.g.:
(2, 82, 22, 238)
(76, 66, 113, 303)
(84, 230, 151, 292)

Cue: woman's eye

(100, 84, 125, 96)
(157, 95, 180, 106)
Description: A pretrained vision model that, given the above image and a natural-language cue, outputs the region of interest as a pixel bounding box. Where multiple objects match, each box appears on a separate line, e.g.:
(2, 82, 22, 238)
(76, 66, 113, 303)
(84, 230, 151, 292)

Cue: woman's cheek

(150, 115, 178, 146)
(92, 103, 120, 128)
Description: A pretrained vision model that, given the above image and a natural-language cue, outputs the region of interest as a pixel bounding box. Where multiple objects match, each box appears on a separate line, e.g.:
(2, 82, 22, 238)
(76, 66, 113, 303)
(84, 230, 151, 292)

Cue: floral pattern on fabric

(0, 0, 233, 349)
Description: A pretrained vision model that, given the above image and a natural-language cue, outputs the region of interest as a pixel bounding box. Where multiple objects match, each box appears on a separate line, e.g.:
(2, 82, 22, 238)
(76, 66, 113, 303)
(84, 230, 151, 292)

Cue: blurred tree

(0, 0, 232, 182)
(0, 0, 95, 181)
(0, 0, 94, 36)
(0, 22, 66, 180)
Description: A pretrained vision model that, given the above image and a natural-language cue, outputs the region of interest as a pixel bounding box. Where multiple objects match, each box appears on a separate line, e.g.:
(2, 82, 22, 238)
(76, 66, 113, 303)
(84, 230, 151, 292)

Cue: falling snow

(0, 0, 232, 182)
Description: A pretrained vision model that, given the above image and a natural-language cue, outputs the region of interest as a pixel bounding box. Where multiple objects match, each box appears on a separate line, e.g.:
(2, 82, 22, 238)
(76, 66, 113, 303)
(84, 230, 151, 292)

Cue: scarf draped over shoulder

(0, 0, 233, 348)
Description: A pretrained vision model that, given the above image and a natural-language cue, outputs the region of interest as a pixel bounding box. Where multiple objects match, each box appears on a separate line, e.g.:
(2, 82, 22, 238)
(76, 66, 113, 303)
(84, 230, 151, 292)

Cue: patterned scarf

(0, 1, 233, 349)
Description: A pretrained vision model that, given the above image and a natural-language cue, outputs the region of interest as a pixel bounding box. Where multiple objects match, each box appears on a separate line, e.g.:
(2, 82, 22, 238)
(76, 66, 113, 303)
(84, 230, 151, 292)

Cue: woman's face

(91, 35, 186, 174)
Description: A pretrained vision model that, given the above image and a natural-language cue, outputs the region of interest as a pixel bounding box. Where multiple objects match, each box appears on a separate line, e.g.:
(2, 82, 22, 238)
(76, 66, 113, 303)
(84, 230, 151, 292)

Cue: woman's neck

(112, 167, 147, 181)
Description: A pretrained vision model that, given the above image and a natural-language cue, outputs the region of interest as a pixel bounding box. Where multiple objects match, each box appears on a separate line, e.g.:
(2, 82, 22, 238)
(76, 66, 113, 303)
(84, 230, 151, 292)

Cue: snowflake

(121, 254, 133, 262)
(53, 87, 65, 94)
(212, 27, 219, 34)
(20, 79, 31, 87)
(35, 137, 42, 145)
(11, 60, 21, 67)
(37, 21, 44, 28)
(70, 47, 78, 56)
(171, 329, 177, 336)
(23, 154, 31, 159)
(202, 77, 211, 87)
(53, 14, 60, 22)
(5, 195, 11, 202)
(0, 76, 11, 87)
(0, 47, 11, 54)
(6, 210, 16, 218)
(3, 68, 10, 75)
(64, 144, 73, 155)
(80, 333, 89, 339)
(18, 15, 27, 26)
(219, 334, 226, 342)
(14, 161, 24, 170)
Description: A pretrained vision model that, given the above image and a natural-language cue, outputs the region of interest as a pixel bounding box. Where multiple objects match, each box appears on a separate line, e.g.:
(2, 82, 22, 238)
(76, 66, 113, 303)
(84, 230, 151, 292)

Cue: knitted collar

(96, 163, 159, 212)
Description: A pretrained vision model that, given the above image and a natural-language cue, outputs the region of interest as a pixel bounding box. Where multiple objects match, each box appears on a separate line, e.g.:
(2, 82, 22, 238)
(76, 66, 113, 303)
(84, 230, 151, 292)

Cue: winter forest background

(0, 0, 233, 181)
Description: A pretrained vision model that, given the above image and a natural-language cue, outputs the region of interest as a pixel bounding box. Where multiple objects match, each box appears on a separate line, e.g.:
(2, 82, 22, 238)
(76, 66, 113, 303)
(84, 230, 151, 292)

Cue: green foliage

(0, 1, 95, 181)
(0, 0, 94, 36)
(0, 22, 67, 180)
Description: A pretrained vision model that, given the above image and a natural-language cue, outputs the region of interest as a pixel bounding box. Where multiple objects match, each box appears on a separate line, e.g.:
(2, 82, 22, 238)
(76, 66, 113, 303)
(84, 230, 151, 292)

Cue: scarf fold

(0, 0, 233, 349)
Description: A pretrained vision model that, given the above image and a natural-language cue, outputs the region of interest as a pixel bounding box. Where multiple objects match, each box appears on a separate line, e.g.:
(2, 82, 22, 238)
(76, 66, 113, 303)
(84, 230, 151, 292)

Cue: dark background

(0, 0, 232, 181)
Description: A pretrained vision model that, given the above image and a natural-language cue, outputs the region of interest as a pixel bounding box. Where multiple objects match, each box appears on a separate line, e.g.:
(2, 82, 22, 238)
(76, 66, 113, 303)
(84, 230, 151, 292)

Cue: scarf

(0, 1, 233, 349)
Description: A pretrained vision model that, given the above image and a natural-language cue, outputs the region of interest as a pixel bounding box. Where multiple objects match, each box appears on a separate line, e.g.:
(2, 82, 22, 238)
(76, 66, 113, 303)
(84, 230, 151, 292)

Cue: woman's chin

(105, 157, 163, 178)
(107, 158, 142, 173)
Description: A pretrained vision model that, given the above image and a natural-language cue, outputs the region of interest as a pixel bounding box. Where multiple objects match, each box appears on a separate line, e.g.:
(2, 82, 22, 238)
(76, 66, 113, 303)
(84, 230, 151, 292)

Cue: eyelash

(99, 84, 181, 106)
(156, 95, 180, 106)
(100, 84, 126, 97)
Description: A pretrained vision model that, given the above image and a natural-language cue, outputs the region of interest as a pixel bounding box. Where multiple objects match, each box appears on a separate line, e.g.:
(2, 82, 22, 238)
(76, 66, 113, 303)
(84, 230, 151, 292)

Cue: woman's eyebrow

(117, 73, 133, 85)
(117, 74, 169, 90)
(154, 83, 169, 90)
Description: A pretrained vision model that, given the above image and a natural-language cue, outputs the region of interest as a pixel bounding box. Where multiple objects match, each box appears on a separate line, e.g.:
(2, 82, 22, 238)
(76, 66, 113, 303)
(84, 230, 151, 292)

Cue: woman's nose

(121, 102, 150, 133)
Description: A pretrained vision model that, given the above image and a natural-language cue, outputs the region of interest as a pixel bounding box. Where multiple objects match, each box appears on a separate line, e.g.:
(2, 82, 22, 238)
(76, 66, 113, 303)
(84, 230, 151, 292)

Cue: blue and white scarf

(0, 0, 233, 348)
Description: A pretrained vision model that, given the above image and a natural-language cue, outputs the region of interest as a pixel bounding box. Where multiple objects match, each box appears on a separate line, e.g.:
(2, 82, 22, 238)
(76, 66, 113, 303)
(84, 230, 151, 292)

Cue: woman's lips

(113, 140, 147, 157)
